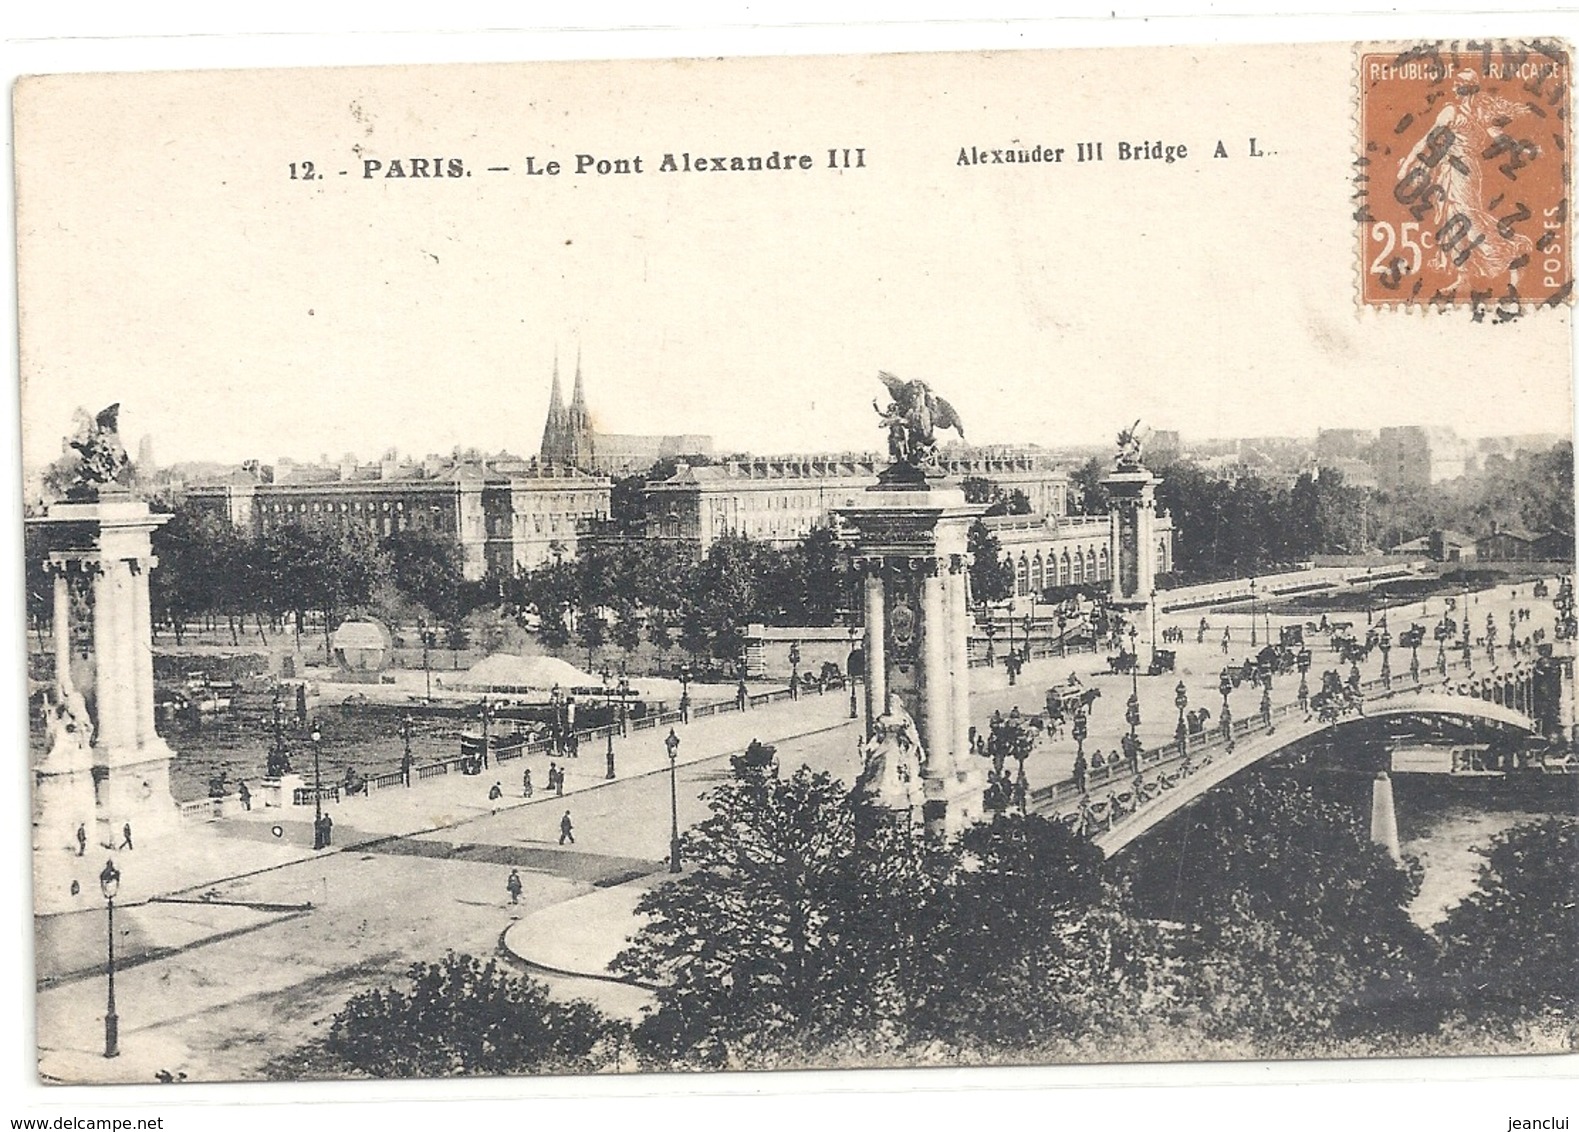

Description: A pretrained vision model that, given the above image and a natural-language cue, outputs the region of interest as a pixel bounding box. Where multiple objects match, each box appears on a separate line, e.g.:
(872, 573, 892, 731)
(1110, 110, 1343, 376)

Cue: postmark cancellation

(1357, 40, 1573, 312)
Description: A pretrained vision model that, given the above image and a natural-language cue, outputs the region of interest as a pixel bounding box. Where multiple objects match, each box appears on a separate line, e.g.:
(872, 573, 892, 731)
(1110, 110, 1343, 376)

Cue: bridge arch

(1037, 690, 1541, 858)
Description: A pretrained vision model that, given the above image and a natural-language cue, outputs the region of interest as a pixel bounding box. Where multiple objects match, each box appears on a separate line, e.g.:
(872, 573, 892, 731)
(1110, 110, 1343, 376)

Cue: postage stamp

(1357, 40, 1572, 309)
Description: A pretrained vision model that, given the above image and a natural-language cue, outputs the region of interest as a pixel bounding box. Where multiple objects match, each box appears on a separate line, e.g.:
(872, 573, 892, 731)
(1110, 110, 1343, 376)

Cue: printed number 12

(290, 161, 317, 180)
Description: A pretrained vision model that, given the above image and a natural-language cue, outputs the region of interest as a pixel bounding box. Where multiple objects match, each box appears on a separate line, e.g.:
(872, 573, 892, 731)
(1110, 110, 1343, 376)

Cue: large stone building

(186, 454, 611, 580)
(643, 448, 1074, 554)
(989, 511, 1175, 598)
(1373, 425, 1472, 490)
(539, 354, 714, 476)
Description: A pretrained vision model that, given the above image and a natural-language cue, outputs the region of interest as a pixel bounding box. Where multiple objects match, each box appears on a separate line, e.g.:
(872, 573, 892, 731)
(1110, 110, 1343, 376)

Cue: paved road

(35, 575, 1562, 1083)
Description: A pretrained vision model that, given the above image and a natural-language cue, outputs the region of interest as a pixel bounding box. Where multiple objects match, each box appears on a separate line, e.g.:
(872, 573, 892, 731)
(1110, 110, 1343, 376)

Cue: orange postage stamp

(1358, 41, 1572, 311)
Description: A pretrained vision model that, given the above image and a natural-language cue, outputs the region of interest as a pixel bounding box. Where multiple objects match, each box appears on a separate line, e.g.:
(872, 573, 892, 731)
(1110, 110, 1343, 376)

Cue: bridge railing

(1030, 654, 1496, 827)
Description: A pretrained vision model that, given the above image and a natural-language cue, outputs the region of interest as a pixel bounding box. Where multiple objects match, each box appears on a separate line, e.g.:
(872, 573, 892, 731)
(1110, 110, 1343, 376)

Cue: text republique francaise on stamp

(1358, 41, 1572, 310)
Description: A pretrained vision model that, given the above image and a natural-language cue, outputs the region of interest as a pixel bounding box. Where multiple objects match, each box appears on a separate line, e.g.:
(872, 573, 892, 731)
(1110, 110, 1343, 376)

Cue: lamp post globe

(310, 722, 325, 849)
(665, 728, 682, 873)
(99, 858, 121, 1058)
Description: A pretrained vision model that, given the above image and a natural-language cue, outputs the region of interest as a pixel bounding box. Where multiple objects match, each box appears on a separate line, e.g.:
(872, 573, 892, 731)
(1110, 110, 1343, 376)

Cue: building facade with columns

(187, 457, 611, 580)
(989, 511, 1175, 599)
(644, 449, 1072, 556)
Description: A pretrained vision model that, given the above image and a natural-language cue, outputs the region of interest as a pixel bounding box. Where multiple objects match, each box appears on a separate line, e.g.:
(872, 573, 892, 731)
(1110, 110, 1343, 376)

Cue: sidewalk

(502, 877, 660, 985)
(46, 687, 857, 914)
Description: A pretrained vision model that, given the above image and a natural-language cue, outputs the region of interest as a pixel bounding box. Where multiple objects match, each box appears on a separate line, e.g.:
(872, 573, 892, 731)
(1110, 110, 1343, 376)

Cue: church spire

(564, 343, 593, 468)
(540, 348, 569, 463)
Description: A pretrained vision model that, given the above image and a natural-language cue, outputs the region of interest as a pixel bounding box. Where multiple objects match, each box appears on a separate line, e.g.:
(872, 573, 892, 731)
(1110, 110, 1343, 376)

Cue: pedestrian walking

(559, 810, 574, 845)
(736, 678, 749, 711)
(120, 822, 134, 851)
(238, 780, 252, 811)
(1221, 627, 1231, 654)
(506, 868, 523, 904)
(522, 768, 534, 797)
(567, 731, 579, 759)
(554, 766, 564, 796)
(1073, 749, 1088, 794)
(75, 823, 87, 857)
(488, 781, 503, 801)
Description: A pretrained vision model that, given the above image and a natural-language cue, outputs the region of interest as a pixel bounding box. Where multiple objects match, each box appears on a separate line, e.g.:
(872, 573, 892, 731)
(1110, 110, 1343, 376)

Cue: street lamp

(1174, 679, 1188, 752)
(1057, 612, 1067, 658)
(601, 665, 616, 779)
(1379, 629, 1393, 688)
(310, 721, 325, 850)
(417, 617, 432, 701)
(99, 858, 120, 1059)
(1022, 613, 1033, 661)
(984, 615, 998, 667)
(1250, 578, 1258, 647)
(848, 626, 861, 721)
(679, 662, 692, 724)
(665, 728, 682, 873)
(788, 642, 801, 700)
(400, 713, 413, 787)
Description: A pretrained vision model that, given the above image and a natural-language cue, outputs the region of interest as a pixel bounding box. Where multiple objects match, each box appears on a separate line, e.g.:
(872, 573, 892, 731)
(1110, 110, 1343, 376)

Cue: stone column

(92, 565, 130, 752)
(52, 566, 72, 694)
(919, 564, 951, 777)
(130, 562, 156, 745)
(948, 557, 972, 766)
(863, 568, 887, 725)
(1369, 772, 1401, 863)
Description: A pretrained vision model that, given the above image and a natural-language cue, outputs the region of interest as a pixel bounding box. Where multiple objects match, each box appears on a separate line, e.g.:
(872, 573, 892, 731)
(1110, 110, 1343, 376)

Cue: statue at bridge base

(28, 485, 179, 912)
(1369, 771, 1401, 863)
(841, 405, 985, 841)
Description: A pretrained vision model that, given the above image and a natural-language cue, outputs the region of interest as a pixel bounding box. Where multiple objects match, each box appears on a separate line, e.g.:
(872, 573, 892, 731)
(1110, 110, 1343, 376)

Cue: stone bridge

(1030, 667, 1559, 858)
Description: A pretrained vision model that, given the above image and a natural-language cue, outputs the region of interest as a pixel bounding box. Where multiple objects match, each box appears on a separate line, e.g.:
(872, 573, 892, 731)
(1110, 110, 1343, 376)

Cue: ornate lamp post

(400, 713, 413, 787)
(665, 728, 682, 873)
(1057, 612, 1067, 658)
(310, 721, 326, 850)
(1249, 577, 1258, 647)
(788, 641, 801, 699)
(679, 662, 692, 724)
(479, 696, 492, 771)
(600, 665, 616, 778)
(1260, 670, 1273, 732)
(1379, 629, 1393, 689)
(618, 670, 631, 738)
(1297, 647, 1312, 707)
(1072, 706, 1088, 761)
(1022, 613, 1034, 661)
(984, 616, 998, 666)
(1219, 667, 1233, 720)
(417, 617, 433, 701)
(1174, 679, 1188, 753)
(99, 858, 121, 1059)
(848, 626, 860, 721)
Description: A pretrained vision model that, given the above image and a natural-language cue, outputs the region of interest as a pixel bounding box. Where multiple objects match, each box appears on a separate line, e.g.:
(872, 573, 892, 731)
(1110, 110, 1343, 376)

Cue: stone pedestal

(28, 493, 179, 908)
(1103, 463, 1161, 610)
(1369, 771, 1401, 863)
(840, 472, 985, 839)
(260, 774, 306, 809)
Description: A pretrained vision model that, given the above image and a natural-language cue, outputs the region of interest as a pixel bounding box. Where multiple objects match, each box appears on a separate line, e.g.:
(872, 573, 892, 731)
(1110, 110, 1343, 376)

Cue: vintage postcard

(12, 36, 1578, 1094)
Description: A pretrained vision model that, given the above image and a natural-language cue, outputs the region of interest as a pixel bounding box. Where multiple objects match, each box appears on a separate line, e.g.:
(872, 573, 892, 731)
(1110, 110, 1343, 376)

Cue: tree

(1115, 773, 1435, 1042)
(382, 528, 466, 623)
(967, 520, 1014, 605)
(322, 953, 620, 1077)
(1435, 818, 1579, 1025)
(612, 765, 941, 1064)
(1069, 456, 1109, 515)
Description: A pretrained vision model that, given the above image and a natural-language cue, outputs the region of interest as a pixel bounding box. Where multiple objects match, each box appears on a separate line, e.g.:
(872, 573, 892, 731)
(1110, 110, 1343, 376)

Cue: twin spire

(540, 345, 593, 469)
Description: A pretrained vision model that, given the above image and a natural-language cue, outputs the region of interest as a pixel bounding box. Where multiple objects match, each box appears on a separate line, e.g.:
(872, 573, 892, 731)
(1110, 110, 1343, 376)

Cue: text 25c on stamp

(1358, 41, 1571, 310)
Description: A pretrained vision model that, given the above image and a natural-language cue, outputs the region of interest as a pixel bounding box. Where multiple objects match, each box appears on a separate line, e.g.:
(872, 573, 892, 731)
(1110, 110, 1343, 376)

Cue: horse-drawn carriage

(731, 739, 779, 775)
(1399, 624, 1427, 649)
(1106, 651, 1139, 675)
(1045, 680, 1101, 721)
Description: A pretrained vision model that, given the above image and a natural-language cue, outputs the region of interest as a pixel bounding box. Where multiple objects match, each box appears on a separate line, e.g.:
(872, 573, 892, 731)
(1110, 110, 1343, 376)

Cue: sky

(14, 42, 1574, 469)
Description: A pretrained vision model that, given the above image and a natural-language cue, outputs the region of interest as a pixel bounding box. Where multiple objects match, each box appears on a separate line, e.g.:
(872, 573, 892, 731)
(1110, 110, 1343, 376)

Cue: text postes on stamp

(1358, 41, 1571, 310)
